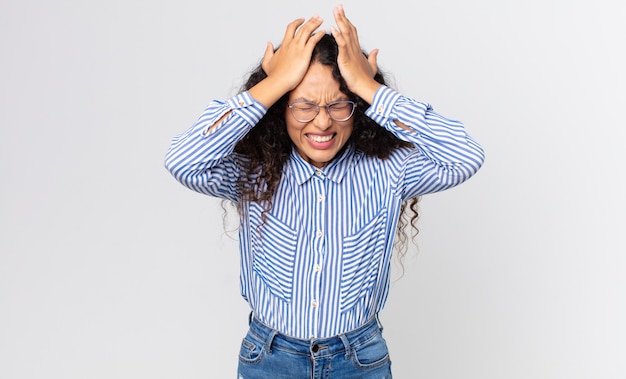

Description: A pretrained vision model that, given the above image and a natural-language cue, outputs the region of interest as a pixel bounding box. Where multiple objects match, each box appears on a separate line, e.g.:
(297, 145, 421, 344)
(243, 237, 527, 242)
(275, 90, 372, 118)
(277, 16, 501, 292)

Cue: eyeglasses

(288, 100, 356, 123)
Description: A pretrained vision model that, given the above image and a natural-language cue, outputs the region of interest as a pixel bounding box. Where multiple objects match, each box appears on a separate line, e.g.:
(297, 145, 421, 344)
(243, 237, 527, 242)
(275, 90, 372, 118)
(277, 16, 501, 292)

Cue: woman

(165, 5, 484, 378)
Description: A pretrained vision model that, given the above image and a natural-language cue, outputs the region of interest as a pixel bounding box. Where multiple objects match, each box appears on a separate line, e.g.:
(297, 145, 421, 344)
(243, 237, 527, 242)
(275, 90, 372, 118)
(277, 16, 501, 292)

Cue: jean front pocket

(238, 332, 266, 364)
(250, 205, 298, 303)
(351, 331, 391, 369)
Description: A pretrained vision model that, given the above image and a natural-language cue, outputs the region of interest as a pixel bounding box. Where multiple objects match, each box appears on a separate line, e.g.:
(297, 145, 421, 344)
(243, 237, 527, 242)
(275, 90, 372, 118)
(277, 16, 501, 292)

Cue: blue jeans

(237, 315, 392, 379)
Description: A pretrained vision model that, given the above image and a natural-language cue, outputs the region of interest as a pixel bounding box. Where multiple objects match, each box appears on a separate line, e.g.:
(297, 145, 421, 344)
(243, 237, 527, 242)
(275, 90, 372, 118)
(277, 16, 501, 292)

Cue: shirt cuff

(227, 91, 267, 127)
(365, 85, 401, 125)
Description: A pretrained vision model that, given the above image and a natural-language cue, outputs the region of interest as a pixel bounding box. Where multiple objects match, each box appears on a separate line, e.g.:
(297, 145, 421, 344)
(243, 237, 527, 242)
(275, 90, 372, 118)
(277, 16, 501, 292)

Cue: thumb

(261, 41, 275, 75)
(368, 48, 379, 76)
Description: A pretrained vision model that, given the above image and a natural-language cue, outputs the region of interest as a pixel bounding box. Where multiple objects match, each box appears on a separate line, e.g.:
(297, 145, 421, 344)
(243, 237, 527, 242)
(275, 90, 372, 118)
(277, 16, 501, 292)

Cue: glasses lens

(328, 101, 355, 121)
(290, 103, 319, 122)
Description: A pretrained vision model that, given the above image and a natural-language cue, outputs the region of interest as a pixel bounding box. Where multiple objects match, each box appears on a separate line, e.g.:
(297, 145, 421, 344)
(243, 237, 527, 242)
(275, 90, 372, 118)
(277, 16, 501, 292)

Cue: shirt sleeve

(365, 85, 485, 199)
(164, 91, 267, 201)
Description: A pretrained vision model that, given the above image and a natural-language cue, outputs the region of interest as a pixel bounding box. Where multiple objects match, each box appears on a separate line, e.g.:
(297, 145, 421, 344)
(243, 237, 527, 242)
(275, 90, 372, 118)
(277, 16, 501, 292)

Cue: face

(285, 62, 353, 168)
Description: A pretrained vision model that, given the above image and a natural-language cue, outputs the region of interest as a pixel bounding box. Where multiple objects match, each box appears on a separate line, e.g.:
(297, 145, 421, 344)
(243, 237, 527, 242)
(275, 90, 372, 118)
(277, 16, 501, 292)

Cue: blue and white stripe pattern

(165, 85, 485, 339)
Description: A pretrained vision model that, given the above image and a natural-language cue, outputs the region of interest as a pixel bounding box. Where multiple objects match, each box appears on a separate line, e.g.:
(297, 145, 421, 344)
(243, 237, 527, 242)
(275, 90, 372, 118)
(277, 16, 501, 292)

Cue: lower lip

(307, 135, 335, 149)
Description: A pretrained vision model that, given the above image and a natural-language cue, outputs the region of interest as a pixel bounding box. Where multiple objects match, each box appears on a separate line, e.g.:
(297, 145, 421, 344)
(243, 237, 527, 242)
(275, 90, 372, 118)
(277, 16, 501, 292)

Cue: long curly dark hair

(233, 33, 420, 262)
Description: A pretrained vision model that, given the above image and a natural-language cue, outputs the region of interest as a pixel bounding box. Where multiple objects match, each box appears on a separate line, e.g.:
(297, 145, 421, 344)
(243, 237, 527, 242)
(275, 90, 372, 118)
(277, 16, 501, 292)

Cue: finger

(264, 41, 275, 56)
(330, 24, 357, 59)
(329, 25, 344, 46)
(368, 48, 379, 75)
(294, 15, 323, 41)
(283, 17, 305, 41)
(333, 4, 356, 37)
(261, 41, 275, 74)
(333, 4, 346, 23)
(306, 30, 326, 49)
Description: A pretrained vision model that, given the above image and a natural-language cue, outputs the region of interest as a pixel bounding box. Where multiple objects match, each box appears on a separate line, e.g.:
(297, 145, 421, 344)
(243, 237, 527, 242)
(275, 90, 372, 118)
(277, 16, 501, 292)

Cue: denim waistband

(247, 315, 383, 358)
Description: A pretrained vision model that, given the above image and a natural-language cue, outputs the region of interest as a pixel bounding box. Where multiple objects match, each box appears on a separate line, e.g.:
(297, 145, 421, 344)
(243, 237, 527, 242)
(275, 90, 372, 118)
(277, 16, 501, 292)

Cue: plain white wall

(1, 0, 624, 378)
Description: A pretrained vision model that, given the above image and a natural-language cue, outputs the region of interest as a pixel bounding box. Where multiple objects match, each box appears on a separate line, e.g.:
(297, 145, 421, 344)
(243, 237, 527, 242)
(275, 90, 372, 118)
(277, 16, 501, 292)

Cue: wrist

(248, 76, 292, 109)
(352, 80, 382, 105)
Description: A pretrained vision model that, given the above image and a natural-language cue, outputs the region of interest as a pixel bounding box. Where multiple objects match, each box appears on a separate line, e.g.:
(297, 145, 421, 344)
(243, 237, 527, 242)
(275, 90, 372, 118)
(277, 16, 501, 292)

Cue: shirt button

(238, 101, 244, 106)
(316, 170, 322, 176)
(318, 194, 324, 202)
(314, 265, 321, 272)
(377, 105, 383, 113)
(316, 231, 323, 238)
(311, 300, 318, 308)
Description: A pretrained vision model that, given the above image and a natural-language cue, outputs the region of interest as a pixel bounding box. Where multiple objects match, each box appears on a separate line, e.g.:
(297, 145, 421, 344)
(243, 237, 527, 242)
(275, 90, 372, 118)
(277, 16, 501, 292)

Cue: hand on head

(261, 16, 325, 92)
(329, 4, 380, 99)
(261, 5, 380, 103)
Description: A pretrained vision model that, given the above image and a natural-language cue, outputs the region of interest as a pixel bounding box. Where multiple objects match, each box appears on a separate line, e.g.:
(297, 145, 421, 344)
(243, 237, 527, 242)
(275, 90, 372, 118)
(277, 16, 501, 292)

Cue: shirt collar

(286, 144, 358, 185)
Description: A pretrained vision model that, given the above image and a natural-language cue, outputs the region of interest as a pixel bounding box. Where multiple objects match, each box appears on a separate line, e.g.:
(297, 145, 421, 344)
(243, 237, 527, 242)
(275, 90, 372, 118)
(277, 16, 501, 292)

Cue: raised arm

(368, 86, 485, 198)
(164, 16, 327, 199)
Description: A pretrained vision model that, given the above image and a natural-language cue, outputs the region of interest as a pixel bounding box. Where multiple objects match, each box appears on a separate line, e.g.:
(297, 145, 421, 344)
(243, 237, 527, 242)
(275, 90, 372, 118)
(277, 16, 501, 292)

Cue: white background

(1, 0, 625, 378)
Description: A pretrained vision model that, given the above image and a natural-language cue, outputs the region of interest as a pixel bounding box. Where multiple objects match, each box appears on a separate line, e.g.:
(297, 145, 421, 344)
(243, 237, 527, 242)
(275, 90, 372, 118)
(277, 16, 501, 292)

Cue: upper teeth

(309, 134, 333, 143)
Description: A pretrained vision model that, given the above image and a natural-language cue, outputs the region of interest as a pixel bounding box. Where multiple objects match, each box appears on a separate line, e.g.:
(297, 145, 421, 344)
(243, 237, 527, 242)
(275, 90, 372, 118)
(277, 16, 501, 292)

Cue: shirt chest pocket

(340, 209, 388, 313)
(250, 207, 298, 304)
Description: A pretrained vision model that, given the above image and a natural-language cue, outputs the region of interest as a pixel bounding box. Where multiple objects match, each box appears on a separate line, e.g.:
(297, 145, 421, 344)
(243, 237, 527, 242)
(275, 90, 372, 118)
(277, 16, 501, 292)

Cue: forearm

(367, 86, 485, 187)
(248, 75, 294, 109)
(164, 92, 266, 197)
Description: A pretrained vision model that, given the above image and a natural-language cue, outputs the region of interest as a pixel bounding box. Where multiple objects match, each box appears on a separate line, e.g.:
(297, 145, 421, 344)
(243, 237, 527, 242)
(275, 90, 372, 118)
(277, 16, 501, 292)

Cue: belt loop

(375, 313, 384, 332)
(264, 329, 278, 354)
(339, 334, 351, 359)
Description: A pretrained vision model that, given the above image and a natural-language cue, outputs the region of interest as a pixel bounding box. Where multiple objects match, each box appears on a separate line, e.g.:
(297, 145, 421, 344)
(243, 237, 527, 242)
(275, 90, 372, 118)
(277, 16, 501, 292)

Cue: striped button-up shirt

(165, 85, 485, 339)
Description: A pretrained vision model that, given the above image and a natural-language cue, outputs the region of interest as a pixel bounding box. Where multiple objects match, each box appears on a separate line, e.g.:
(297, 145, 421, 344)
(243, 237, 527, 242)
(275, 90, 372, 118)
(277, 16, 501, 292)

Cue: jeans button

(311, 344, 319, 353)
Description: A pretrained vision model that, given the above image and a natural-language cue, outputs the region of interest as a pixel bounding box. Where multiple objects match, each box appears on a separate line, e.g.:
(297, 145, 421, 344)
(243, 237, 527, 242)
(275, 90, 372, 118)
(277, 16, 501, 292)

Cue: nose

(312, 107, 332, 130)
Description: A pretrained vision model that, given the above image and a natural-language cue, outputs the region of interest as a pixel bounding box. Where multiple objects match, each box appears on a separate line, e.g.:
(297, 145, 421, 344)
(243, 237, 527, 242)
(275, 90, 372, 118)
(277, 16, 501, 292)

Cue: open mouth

(306, 133, 335, 143)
